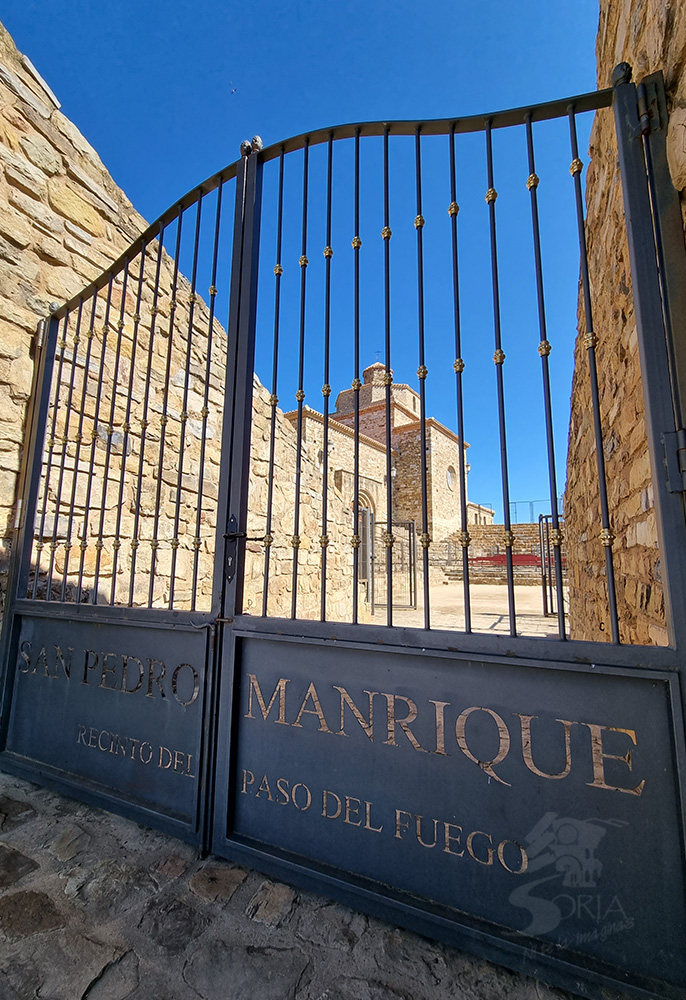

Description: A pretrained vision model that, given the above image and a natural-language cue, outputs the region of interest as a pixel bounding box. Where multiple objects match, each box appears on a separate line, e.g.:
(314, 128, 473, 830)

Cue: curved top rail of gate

(25, 80, 633, 645)
(49, 85, 612, 323)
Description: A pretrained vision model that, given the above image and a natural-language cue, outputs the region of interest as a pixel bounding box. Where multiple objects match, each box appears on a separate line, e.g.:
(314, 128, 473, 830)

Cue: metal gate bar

(568, 107, 620, 643)
(525, 117, 566, 637)
(448, 127, 472, 633)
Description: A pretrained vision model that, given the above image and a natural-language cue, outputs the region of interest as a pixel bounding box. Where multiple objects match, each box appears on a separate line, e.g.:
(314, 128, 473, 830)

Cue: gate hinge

(636, 80, 662, 137)
(13, 498, 23, 530)
(35, 320, 45, 351)
(662, 430, 686, 492)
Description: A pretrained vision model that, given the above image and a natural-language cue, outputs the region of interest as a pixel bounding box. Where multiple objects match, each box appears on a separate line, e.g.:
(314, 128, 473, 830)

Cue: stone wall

(244, 404, 387, 620)
(565, 0, 686, 646)
(437, 522, 560, 585)
(28, 245, 228, 613)
(0, 19, 147, 619)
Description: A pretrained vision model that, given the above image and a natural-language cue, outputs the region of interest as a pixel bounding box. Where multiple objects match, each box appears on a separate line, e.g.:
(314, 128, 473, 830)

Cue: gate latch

(223, 515, 264, 583)
(662, 430, 686, 493)
(224, 515, 242, 584)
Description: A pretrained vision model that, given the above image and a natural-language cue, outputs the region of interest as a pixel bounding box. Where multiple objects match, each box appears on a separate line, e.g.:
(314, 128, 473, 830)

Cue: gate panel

(211, 72, 686, 999)
(0, 165, 243, 841)
(6, 609, 208, 831)
(216, 631, 686, 994)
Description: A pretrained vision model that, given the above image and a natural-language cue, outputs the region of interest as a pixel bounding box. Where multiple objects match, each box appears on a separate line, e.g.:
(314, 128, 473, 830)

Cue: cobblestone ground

(0, 772, 633, 1000)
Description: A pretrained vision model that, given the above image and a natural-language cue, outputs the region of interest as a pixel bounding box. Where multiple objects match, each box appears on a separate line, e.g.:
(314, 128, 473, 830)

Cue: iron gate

(371, 520, 417, 612)
(1, 67, 686, 999)
(539, 514, 567, 618)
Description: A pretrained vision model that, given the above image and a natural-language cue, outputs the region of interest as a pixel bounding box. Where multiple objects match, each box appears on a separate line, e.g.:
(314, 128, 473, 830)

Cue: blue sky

(2, 1, 601, 519)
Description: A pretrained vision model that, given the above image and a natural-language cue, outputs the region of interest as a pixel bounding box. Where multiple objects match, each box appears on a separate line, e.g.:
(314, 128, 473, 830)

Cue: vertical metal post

(262, 151, 285, 618)
(448, 126, 472, 633)
(320, 135, 334, 622)
(212, 141, 264, 620)
(382, 127, 394, 628)
(291, 141, 310, 620)
(208, 140, 262, 855)
(352, 130, 362, 624)
(0, 315, 59, 725)
(485, 121, 516, 637)
(193, 182, 226, 613)
(613, 65, 686, 652)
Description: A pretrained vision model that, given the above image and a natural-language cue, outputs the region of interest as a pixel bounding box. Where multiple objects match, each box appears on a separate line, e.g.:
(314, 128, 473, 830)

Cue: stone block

(667, 106, 686, 191)
(245, 879, 296, 926)
(8, 186, 63, 234)
(188, 863, 247, 902)
(0, 890, 64, 938)
(51, 825, 91, 862)
(0, 795, 36, 830)
(138, 897, 208, 953)
(19, 134, 62, 175)
(0, 234, 21, 265)
(0, 203, 32, 247)
(47, 178, 105, 237)
(2, 158, 46, 200)
(0, 323, 29, 360)
(34, 231, 69, 266)
(0, 846, 39, 889)
(0, 296, 36, 332)
(0, 63, 51, 119)
(183, 941, 308, 1000)
(66, 161, 119, 214)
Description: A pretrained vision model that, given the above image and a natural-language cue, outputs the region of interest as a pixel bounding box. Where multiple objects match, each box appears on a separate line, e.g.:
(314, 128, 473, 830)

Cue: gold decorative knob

(601, 527, 615, 546)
